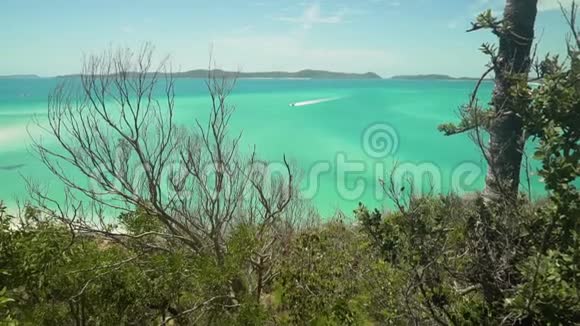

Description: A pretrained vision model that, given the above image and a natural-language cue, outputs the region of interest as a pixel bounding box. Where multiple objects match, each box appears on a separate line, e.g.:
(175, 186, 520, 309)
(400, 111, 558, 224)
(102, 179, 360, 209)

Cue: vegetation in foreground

(1, 1, 579, 325)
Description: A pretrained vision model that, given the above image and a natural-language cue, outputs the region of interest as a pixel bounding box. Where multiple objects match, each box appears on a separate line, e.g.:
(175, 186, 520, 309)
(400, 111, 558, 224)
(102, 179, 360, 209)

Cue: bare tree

(29, 44, 298, 322)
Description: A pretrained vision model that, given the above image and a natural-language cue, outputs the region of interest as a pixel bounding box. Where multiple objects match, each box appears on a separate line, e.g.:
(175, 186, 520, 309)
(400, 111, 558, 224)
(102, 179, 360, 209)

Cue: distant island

(1, 72, 505, 81)
(390, 74, 490, 81)
(0, 74, 41, 79)
(57, 69, 382, 80)
(175, 69, 382, 80)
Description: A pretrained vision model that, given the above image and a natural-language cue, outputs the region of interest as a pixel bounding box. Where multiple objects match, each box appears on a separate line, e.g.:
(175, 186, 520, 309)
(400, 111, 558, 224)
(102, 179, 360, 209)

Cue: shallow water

(0, 78, 546, 216)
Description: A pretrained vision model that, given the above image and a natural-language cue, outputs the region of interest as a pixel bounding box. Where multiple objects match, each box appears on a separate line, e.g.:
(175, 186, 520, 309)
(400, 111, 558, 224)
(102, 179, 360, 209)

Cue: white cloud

(538, 0, 573, 11)
(250, 1, 268, 7)
(480, 0, 574, 13)
(207, 35, 394, 75)
(121, 25, 135, 34)
(276, 3, 346, 29)
(468, 0, 575, 14)
(233, 25, 254, 34)
(369, 0, 400, 7)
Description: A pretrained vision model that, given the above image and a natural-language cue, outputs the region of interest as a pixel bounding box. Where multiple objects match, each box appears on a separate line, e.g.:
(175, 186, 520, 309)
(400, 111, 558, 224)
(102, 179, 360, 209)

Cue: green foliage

(436, 6, 579, 322)
(440, 5, 579, 324)
(356, 189, 579, 324)
(508, 249, 580, 323)
(0, 199, 295, 325)
(502, 43, 580, 325)
(279, 222, 402, 324)
(0, 170, 578, 325)
(119, 207, 164, 234)
(468, 9, 502, 34)
(358, 197, 490, 325)
(277, 221, 381, 325)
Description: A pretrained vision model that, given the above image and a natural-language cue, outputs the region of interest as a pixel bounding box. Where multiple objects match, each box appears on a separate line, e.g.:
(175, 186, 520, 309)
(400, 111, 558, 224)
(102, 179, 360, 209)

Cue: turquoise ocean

(0, 78, 546, 216)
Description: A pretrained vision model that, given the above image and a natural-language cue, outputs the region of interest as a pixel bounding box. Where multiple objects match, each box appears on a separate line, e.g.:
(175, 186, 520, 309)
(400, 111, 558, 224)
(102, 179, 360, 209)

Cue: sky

(0, 0, 575, 77)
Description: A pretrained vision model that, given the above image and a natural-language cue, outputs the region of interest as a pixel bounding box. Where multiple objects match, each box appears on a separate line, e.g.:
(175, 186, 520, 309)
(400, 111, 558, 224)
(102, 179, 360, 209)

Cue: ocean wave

(0, 163, 26, 171)
(289, 97, 342, 107)
(0, 109, 46, 116)
(0, 123, 44, 149)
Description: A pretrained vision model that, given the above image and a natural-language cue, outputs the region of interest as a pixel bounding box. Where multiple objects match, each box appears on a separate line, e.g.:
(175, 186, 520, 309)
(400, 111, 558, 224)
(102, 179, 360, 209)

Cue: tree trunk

(484, 0, 538, 201)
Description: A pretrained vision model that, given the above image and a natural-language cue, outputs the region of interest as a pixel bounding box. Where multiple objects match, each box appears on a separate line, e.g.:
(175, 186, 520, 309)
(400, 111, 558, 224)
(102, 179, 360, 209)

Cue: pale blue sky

(0, 0, 574, 77)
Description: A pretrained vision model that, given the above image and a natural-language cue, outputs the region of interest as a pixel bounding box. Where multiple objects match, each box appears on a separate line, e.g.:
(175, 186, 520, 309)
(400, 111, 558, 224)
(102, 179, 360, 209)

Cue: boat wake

(289, 97, 342, 107)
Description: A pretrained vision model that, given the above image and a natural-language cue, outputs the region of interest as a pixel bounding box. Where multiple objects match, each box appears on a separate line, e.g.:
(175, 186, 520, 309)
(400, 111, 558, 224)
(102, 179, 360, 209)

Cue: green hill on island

(175, 69, 381, 79)
(57, 69, 382, 80)
(390, 74, 487, 81)
(0, 74, 41, 79)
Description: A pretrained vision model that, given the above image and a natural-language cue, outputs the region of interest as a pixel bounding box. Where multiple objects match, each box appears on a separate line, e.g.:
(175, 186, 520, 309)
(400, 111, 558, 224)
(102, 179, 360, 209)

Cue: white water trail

(289, 97, 342, 107)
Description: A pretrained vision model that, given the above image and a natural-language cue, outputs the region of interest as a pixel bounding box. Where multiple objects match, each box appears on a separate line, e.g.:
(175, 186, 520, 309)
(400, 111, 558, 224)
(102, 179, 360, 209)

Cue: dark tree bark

(484, 0, 538, 201)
